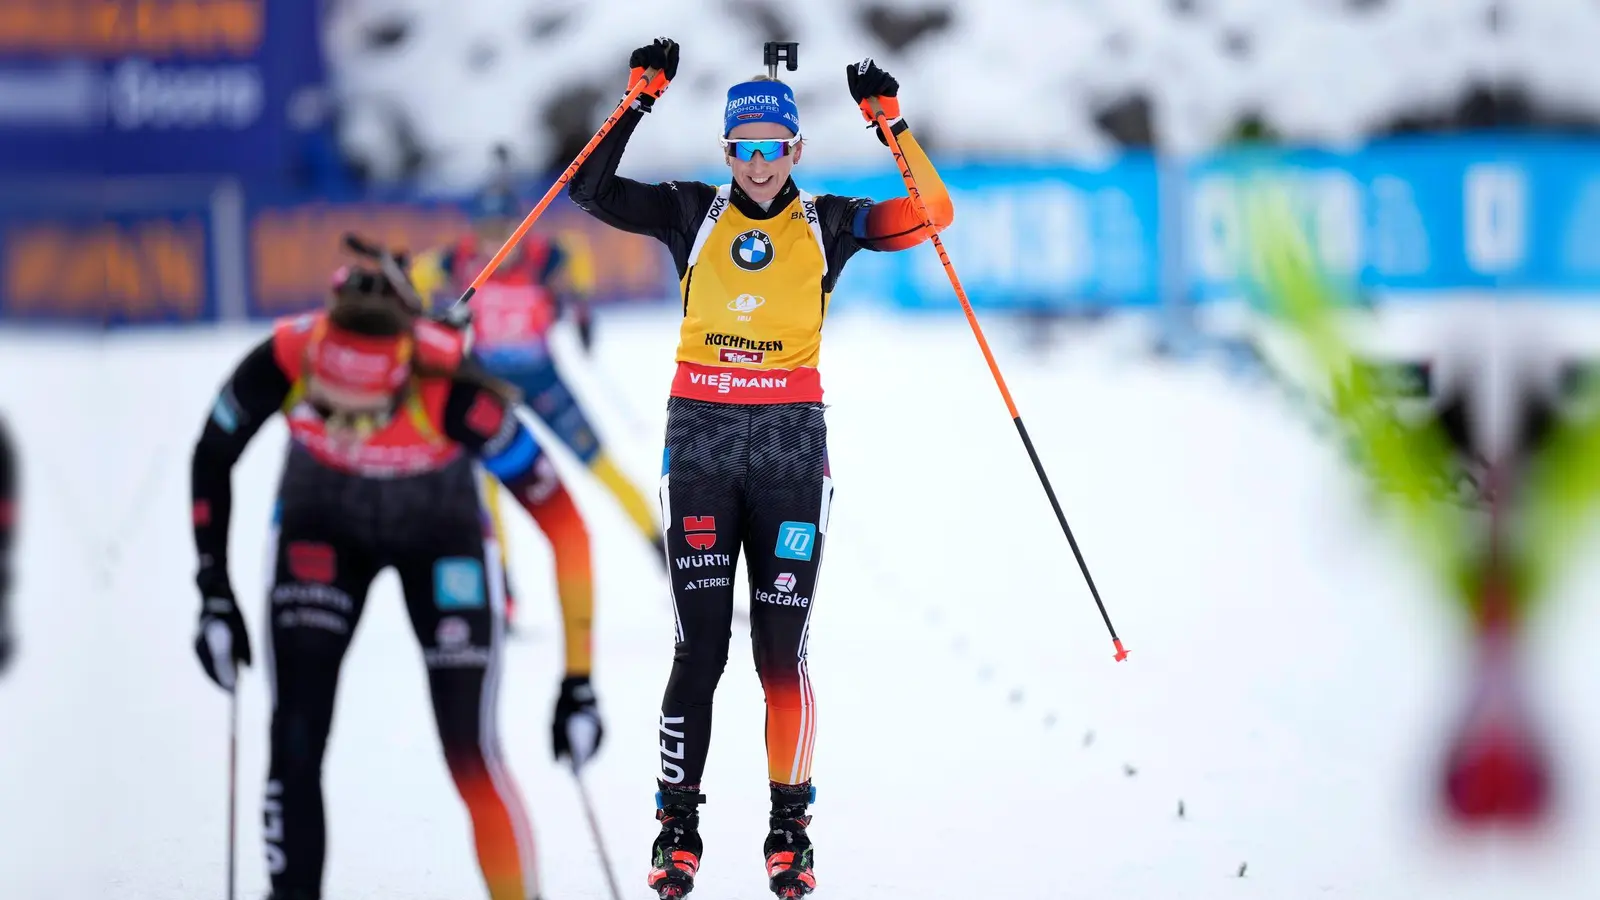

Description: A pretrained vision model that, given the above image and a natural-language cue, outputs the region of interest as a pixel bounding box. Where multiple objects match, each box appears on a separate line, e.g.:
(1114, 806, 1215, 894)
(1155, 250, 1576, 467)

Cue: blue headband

(723, 81, 800, 137)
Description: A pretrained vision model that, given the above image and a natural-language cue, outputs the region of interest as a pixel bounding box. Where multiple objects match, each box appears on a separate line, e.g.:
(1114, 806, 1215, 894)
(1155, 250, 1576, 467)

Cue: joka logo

(683, 515, 716, 551)
(775, 521, 816, 561)
(731, 229, 774, 271)
(720, 348, 765, 364)
(727, 293, 765, 320)
(775, 572, 797, 592)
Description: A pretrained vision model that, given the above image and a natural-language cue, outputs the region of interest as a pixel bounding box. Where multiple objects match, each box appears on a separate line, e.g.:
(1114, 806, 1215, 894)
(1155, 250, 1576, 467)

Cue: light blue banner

(5, 135, 1597, 327)
(1185, 135, 1600, 299)
(799, 156, 1163, 310)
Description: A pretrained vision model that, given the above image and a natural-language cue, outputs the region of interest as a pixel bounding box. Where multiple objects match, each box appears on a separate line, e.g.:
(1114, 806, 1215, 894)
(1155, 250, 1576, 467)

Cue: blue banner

(800, 156, 1163, 310)
(2, 135, 1597, 327)
(1186, 136, 1600, 300)
(0, 0, 327, 177)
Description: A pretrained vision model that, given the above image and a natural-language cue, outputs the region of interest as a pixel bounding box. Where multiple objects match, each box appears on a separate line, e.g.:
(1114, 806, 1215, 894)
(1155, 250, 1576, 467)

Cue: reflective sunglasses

(720, 135, 801, 161)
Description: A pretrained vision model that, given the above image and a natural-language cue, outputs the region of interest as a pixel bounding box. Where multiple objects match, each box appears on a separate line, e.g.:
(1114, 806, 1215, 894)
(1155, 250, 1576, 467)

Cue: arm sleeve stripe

(483, 427, 540, 481)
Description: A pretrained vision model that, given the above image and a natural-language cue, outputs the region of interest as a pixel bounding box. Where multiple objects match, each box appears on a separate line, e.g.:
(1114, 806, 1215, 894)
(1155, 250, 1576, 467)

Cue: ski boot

(648, 785, 706, 899)
(265, 890, 318, 900)
(764, 782, 817, 898)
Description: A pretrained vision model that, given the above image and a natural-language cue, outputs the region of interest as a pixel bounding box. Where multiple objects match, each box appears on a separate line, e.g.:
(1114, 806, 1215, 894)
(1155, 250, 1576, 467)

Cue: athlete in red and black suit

(189, 261, 601, 900)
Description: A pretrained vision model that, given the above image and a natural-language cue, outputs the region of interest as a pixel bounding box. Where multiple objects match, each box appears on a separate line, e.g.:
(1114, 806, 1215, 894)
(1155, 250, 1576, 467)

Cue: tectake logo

(720, 348, 765, 364)
(435, 616, 471, 650)
(774, 572, 797, 592)
(754, 588, 810, 608)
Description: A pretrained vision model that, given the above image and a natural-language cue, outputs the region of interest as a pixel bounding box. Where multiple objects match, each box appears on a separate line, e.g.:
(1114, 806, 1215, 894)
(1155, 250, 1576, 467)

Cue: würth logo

(683, 515, 716, 551)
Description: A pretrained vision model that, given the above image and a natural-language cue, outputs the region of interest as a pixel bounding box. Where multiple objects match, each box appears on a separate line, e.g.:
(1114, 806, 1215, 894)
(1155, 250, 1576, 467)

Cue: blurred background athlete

(412, 158, 664, 628)
(189, 251, 602, 900)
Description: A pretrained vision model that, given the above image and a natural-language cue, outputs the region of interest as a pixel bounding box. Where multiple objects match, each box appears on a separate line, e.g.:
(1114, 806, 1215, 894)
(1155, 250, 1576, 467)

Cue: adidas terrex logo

(705, 333, 783, 351)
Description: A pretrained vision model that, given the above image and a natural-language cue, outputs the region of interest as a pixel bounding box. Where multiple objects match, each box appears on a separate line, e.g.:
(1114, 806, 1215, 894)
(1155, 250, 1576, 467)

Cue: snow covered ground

(1, 302, 1597, 899)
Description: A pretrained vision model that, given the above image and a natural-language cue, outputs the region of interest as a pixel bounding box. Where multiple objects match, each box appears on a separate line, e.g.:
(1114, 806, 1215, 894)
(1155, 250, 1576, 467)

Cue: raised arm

(567, 38, 716, 274)
(845, 59, 955, 252)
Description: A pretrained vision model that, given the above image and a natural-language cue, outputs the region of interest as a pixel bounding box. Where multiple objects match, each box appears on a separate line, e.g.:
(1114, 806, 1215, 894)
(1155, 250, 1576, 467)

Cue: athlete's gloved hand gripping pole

(853, 59, 1129, 662)
(453, 40, 676, 308)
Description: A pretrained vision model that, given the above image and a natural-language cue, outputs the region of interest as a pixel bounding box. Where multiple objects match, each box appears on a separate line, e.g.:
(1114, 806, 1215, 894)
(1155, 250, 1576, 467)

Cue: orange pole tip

(1113, 639, 1129, 662)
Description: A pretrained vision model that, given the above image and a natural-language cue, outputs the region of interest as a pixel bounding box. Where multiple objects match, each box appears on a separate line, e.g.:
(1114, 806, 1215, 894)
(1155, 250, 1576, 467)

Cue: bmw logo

(731, 229, 775, 272)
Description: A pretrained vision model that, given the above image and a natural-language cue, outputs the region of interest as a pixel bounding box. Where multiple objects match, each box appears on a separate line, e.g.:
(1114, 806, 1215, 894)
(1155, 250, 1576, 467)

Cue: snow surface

(2, 303, 1598, 899)
(321, 0, 1600, 189)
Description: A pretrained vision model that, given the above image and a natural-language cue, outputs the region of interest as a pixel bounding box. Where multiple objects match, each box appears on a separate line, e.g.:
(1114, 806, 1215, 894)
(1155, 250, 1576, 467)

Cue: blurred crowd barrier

(1, 134, 1596, 327)
(0, 1, 327, 176)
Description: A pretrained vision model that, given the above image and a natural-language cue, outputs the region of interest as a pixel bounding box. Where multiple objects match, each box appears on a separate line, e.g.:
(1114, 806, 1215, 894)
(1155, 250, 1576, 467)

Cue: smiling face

(725, 121, 801, 204)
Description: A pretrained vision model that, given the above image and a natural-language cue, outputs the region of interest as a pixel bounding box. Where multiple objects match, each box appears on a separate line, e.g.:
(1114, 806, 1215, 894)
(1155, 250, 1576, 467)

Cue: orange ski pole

(869, 100, 1127, 662)
(454, 68, 659, 308)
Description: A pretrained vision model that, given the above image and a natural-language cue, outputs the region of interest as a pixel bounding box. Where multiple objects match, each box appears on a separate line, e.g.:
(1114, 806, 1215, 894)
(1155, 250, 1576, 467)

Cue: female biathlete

(569, 38, 953, 899)
(189, 256, 602, 900)
(411, 182, 665, 628)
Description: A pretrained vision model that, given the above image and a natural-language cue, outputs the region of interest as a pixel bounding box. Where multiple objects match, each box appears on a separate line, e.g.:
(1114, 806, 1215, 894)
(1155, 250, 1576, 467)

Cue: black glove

(627, 37, 679, 112)
(846, 57, 905, 144)
(426, 300, 475, 354)
(552, 675, 604, 769)
(193, 570, 252, 692)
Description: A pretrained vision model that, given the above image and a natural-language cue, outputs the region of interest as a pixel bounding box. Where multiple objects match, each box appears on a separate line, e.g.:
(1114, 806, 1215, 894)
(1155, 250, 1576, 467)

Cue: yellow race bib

(670, 186, 830, 403)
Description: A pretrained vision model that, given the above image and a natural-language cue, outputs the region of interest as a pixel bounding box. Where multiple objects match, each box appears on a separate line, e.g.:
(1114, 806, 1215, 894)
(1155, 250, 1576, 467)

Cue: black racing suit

(192, 338, 573, 900)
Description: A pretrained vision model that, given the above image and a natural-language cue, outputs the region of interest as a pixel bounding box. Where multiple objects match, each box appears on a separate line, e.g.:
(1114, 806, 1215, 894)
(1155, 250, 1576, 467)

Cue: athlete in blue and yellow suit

(412, 187, 663, 623)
